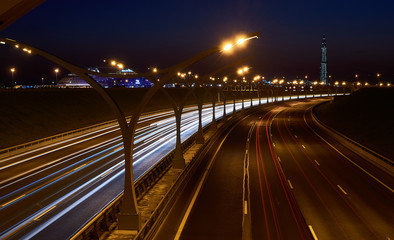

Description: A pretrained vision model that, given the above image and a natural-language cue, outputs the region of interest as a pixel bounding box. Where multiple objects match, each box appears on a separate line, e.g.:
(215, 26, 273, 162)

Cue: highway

(272, 99, 393, 239)
(0, 96, 273, 239)
(153, 99, 393, 240)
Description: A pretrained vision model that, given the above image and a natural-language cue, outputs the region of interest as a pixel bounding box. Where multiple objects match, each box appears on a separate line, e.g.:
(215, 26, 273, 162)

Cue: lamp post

(10, 68, 15, 87)
(54, 68, 59, 85)
(0, 32, 259, 231)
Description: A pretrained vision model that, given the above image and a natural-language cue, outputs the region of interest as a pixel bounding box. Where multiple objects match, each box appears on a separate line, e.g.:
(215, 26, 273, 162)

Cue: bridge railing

(70, 122, 204, 240)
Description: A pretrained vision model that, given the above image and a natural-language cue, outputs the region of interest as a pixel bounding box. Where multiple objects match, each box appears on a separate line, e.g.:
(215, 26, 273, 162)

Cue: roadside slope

(314, 87, 394, 160)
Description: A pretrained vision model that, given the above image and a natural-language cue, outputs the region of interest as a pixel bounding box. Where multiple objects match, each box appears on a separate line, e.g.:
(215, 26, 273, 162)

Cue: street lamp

(237, 66, 249, 75)
(0, 31, 260, 231)
(54, 68, 59, 85)
(222, 35, 258, 53)
(10, 67, 15, 87)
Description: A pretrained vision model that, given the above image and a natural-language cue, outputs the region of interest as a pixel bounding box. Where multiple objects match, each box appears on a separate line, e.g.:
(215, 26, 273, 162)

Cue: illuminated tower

(320, 35, 328, 84)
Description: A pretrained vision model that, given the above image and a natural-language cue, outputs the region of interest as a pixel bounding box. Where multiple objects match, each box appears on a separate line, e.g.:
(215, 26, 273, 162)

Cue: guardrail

(133, 111, 249, 240)
(0, 105, 205, 159)
(70, 124, 202, 240)
(4, 95, 339, 239)
(311, 102, 393, 166)
(0, 94, 337, 158)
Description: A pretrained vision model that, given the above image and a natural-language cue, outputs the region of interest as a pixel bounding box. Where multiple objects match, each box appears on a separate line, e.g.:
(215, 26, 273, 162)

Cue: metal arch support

(0, 37, 141, 229)
(159, 87, 186, 169)
(221, 91, 228, 121)
(232, 91, 237, 114)
(0, 30, 260, 231)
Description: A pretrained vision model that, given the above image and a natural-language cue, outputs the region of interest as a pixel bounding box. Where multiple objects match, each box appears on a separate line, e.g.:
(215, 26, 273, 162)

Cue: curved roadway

(153, 99, 393, 240)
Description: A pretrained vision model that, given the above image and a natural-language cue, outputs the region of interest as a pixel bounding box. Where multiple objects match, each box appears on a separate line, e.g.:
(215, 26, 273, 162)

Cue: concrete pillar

(258, 90, 261, 106)
(241, 92, 245, 111)
(250, 91, 253, 108)
(211, 97, 217, 130)
(233, 94, 236, 114)
(118, 132, 141, 230)
(173, 109, 185, 169)
(222, 93, 227, 121)
(281, 89, 284, 101)
(195, 100, 204, 144)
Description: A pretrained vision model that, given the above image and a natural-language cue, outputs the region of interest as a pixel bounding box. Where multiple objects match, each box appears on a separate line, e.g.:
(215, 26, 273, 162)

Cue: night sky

(1, 0, 394, 86)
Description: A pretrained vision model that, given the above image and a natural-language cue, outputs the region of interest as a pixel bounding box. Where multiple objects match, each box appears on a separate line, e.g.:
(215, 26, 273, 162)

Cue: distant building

(320, 35, 328, 85)
(57, 67, 153, 88)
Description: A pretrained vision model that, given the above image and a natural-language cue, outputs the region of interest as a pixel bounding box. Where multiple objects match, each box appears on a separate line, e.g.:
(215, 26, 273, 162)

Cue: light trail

(0, 94, 342, 239)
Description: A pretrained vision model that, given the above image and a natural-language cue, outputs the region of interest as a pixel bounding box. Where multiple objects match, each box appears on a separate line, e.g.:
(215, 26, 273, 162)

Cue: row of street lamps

(7, 67, 60, 87)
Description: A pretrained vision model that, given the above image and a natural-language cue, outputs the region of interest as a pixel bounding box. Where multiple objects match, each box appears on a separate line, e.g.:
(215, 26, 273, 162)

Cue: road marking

(337, 185, 348, 195)
(278, 156, 281, 163)
(244, 201, 248, 214)
(273, 143, 276, 147)
(174, 122, 237, 240)
(34, 205, 56, 221)
(245, 149, 248, 155)
(308, 225, 318, 240)
(314, 160, 320, 166)
(303, 110, 394, 193)
(294, 135, 298, 138)
(302, 144, 306, 149)
(287, 179, 294, 189)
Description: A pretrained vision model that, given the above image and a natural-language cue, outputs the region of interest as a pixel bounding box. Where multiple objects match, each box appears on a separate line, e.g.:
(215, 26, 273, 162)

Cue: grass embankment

(314, 87, 394, 160)
(0, 88, 211, 149)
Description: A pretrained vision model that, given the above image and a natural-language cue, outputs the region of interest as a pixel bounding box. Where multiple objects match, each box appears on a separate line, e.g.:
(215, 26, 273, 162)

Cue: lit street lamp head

(221, 32, 259, 53)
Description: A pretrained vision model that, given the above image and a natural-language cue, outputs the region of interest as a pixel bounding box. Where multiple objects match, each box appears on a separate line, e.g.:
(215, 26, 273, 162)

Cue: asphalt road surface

(153, 99, 393, 240)
(0, 99, 266, 239)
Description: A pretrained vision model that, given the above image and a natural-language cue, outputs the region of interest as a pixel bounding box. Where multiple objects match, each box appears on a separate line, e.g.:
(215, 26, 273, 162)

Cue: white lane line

(303, 109, 394, 193)
(295, 135, 298, 138)
(302, 145, 306, 149)
(314, 160, 320, 166)
(287, 179, 294, 189)
(308, 225, 318, 240)
(273, 143, 276, 147)
(174, 127, 231, 240)
(337, 185, 348, 195)
(244, 201, 248, 214)
(278, 156, 281, 163)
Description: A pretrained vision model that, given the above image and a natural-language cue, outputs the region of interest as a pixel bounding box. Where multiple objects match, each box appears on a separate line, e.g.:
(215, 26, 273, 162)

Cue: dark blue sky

(1, 0, 394, 85)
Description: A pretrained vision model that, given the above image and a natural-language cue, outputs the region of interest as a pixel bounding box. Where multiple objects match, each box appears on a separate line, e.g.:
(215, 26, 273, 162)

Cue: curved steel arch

(0, 31, 260, 230)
